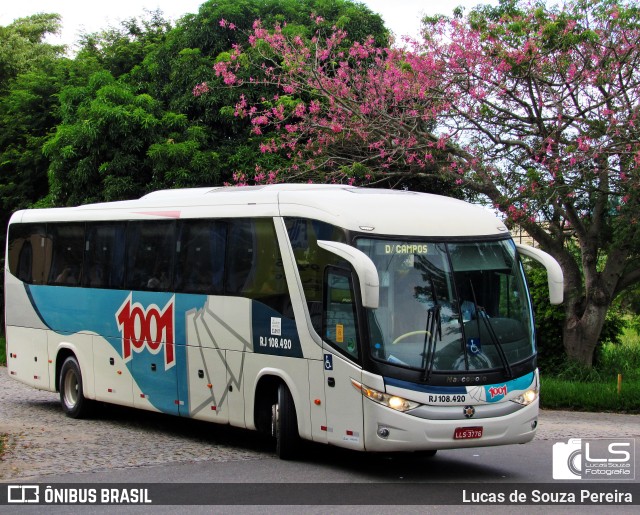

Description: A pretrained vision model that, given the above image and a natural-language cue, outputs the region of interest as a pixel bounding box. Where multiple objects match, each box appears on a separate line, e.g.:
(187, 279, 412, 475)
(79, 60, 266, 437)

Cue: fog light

(378, 427, 390, 439)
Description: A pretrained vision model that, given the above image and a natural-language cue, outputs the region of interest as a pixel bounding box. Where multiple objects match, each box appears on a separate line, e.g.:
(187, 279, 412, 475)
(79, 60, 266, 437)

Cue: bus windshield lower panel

(356, 238, 535, 376)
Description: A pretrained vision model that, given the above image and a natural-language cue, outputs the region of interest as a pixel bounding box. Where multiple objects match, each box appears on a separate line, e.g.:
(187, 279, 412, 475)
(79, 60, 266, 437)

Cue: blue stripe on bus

(384, 377, 467, 394)
(384, 371, 535, 398)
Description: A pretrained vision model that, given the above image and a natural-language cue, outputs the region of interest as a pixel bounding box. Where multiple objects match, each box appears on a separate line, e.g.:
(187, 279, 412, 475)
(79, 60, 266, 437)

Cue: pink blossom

(192, 82, 209, 97)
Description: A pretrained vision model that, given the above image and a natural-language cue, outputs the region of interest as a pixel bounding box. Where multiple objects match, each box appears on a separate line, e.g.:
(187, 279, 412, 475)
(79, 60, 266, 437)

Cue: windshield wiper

(468, 280, 513, 378)
(421, 304, 441, 382)
(421, 278, 442, 382)
(478, 308, 513, 378)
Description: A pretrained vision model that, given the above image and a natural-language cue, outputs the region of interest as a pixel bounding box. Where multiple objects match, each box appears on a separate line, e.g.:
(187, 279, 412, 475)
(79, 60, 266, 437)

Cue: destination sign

(384, 244, 428, 255)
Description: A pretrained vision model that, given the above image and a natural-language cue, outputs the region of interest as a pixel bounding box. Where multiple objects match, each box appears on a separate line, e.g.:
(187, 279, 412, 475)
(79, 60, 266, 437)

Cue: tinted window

(125, 221, 175, 291)
(84, 223, 126, 289)
(7, 223, 51, 284)
(226, 219, 291, 315)
(285, 217, 347, 334)
(48, 224, 85, 286)
(175, 220, 226, 294)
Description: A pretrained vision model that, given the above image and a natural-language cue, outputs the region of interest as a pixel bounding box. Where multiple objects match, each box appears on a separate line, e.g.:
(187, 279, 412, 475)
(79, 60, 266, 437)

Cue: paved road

(1, 365, 639, 483)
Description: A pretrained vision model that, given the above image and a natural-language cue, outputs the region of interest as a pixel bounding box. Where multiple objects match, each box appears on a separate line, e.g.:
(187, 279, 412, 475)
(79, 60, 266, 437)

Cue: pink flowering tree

(201, 0, 640, 366)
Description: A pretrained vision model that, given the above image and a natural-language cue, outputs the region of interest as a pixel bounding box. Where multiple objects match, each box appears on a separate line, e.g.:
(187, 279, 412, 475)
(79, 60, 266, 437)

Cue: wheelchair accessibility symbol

(324, 354, 333, 370)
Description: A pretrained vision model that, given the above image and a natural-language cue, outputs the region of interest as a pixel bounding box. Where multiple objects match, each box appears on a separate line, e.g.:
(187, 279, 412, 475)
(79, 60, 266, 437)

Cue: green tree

(210, 0, 640, 365)
(44, 70, 221, 205)
(0, 13, 64, 91)
(42, 0, 389, 204)
(135, 0, 389, 186)
(75, 9, 172, 78)
(0, 13, 69, 234)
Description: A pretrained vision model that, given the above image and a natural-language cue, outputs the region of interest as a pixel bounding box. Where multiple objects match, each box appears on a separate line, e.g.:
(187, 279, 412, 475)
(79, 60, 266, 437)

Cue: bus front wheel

(59, 356, 92, 419)
(271, 383, 300, 460)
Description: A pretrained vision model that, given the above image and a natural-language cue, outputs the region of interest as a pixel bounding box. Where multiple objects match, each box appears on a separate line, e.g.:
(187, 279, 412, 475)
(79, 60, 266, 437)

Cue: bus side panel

(243, 354, 310, 439)
(92, 335, 134, 406)
(4, 274, 49, 331)
(200, 296, 253, 352)
(226, 350, 246, 428)
(132, 352, 174, 414)
(183, 297, 250, 426)
(185, 344, 230, 424)
(5, 326, 50, 391)
(308, 358, 328, 444)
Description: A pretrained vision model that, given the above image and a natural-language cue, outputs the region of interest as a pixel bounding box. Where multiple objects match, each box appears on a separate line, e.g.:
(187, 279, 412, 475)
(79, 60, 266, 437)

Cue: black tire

(59, 356, 92, 418)
(272, 383, 300, 460)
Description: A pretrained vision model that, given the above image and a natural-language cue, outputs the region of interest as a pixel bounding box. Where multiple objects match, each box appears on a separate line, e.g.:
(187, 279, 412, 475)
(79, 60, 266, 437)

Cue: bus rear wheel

(59, 356, 92, 418)
(271, 383, 300, 460)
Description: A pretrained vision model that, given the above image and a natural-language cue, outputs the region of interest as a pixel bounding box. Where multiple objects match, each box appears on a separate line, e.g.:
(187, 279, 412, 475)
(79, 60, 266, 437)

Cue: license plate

(454, 426, 483, 440)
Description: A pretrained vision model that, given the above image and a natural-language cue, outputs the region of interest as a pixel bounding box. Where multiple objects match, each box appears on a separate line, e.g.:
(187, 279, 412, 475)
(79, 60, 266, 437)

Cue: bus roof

(10, 184, 509, 238)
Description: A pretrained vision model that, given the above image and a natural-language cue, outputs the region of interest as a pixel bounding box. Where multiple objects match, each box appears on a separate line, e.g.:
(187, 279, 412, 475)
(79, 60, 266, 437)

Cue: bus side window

(225, 219, 254, 295)
(125, 221, 176, 291)
(175, 220, 226, 294)
(84, 223, 126, 289)
(8, 224, 44, 283)
(225, 218, 292, 316)
(48, 224, 84, 287)
(284, 217, 347, 335)
(323, 267, 360, 361)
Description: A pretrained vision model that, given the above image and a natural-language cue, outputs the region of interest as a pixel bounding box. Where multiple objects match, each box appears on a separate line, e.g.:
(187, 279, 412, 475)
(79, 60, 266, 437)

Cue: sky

(1, 0, 497, 49)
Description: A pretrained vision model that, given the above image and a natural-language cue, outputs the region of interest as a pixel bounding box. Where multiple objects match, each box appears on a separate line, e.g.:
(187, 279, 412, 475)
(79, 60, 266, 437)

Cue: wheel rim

(63, 369, 79, 409)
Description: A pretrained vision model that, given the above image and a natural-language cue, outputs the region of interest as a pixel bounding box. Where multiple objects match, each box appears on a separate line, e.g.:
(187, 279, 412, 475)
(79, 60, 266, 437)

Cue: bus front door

(323, 351, 364, 450)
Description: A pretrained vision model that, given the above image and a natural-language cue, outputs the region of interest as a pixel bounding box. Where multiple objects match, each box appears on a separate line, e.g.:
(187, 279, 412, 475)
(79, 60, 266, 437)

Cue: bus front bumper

(362, 398, 539, 452)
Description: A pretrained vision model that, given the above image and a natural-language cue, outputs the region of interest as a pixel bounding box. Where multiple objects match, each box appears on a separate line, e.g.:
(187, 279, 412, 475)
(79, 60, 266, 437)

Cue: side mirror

(515, 243, 564, 305)
(317, 240, 379, 309)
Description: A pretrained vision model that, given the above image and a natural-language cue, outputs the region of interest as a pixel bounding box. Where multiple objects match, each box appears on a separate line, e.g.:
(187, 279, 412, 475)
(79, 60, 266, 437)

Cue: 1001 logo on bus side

(115, 294, 175, 369)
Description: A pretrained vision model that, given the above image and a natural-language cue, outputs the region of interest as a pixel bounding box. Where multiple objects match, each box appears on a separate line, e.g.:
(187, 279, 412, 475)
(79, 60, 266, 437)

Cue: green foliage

(0, 13, 65, 91)
(526, 262, 565, 369)
(75, 10, 172, 79)
(44, 69, 226, 205)
(525, 260, 627, 372)
(540, 322, 640, 412)
(598, 327, 640, 379)
(541, 376, 640, 413)
(0, 17, 91, 266)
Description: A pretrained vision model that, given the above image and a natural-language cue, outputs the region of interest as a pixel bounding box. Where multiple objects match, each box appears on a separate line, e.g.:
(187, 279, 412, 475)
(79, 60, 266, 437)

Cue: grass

(539, 324, 640, 413)
(541, 376, 640, 413)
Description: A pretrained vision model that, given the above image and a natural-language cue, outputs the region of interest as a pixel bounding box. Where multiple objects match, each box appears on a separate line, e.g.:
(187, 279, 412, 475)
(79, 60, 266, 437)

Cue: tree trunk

(562, 300, 609, 367)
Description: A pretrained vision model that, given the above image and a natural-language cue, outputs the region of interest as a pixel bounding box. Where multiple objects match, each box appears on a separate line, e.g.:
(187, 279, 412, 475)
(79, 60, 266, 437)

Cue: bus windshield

(356, 238, 534, 375)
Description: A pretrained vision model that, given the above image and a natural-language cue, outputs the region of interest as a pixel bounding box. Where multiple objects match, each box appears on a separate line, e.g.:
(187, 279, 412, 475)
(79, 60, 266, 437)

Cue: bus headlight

(351, 379, 420, 412)
(511, 388, 538, 406)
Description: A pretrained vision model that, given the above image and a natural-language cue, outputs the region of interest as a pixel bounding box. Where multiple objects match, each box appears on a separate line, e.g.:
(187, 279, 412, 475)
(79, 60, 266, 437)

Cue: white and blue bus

(4, 185, 563, 458)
